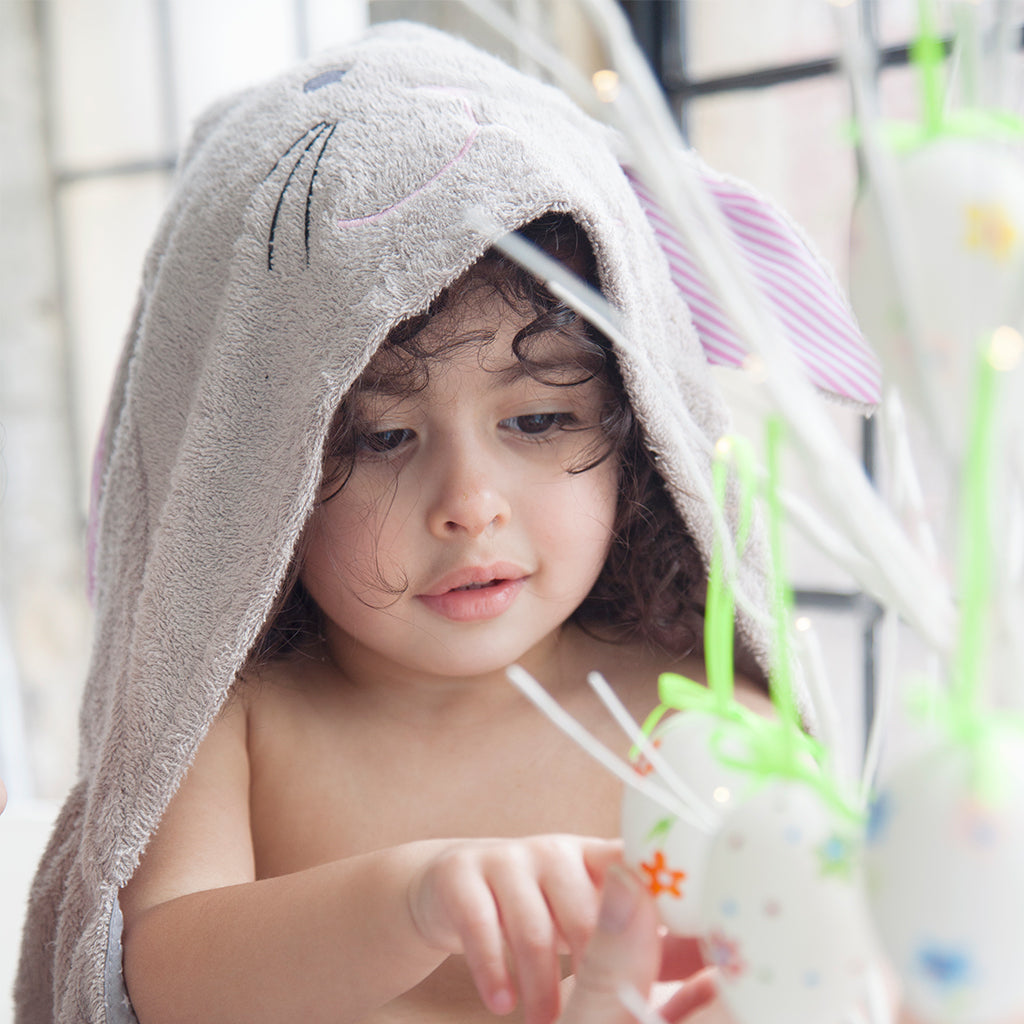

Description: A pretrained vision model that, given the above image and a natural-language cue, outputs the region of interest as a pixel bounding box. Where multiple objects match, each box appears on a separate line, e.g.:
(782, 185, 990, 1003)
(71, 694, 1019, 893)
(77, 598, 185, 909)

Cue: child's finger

(559, 865, 661, 1024)
(580, 836, 625, 883)
(446, 871, 516, 1016)
(536, 841, 607, 960)
(492, 865, 562, 1024)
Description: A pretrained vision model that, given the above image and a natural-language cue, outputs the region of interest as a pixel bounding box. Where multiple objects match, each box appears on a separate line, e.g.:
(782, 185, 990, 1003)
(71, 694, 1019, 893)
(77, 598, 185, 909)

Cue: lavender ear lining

(625, 167, 882, 409)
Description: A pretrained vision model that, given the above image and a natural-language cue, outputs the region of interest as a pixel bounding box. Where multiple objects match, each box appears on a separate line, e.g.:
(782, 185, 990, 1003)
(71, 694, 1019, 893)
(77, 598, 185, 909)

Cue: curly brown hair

(248, 214, 707, 665)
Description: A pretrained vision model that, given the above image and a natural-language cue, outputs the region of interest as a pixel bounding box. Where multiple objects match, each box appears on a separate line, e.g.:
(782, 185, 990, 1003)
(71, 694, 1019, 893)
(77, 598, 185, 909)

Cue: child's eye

(500, 412, 577, 436)
(358, 428, 415, 453)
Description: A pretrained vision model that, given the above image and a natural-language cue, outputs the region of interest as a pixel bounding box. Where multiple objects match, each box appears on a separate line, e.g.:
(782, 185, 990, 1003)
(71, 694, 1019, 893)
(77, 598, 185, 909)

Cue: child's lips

(418, 564, 529, 621)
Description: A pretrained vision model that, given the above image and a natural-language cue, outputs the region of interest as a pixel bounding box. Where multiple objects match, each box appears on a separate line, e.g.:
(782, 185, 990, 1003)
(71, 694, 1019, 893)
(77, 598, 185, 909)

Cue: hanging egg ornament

(620, 711, 752, 935)
(849, 137, 1024, 457)
(865, 727, 1024, 1024)
(698, 779, 877, 1024)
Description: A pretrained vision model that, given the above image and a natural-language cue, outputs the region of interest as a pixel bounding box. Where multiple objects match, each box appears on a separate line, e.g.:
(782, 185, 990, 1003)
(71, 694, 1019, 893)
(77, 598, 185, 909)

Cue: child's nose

(426, 452, 511, 539)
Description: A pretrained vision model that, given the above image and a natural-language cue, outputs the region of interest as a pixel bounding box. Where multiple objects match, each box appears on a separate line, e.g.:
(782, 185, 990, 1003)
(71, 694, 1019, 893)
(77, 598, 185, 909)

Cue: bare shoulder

(236, 646, 343, 727)
(233, 650, 346, 788)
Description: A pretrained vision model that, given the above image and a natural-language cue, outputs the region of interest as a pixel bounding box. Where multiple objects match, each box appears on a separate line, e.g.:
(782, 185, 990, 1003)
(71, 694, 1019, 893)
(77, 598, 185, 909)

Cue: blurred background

(1, 0, 1017, 1003)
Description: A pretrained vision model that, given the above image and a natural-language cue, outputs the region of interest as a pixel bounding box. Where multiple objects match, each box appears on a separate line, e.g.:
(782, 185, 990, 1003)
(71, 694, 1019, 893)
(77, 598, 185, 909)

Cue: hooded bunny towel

(16, 21, 869, 1022)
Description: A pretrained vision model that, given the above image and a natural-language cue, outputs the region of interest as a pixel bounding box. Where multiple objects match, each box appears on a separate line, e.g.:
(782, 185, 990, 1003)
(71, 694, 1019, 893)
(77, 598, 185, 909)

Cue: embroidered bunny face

(263, 65, 482, 270)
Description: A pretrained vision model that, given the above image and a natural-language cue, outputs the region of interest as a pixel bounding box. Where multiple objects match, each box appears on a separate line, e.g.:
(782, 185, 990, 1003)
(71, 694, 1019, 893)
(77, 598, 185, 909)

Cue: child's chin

(404, 639, 544, 681)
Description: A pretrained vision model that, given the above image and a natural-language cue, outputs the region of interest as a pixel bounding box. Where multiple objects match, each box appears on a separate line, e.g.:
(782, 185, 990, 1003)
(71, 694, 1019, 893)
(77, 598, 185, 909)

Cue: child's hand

(560, 864, 717, 1024)
(407, 834, 621, 1024)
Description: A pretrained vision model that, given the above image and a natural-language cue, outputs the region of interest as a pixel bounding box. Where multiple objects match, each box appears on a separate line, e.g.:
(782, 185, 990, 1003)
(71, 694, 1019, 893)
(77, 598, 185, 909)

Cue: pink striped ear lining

(625, 167, 882, 407)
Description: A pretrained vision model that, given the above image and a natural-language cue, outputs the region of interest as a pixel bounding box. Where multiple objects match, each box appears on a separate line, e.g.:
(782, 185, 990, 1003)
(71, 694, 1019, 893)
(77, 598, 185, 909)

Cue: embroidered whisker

(267, 122, 332, 270)
(304, 122, 338, 264)
(262, 122, 328, 184)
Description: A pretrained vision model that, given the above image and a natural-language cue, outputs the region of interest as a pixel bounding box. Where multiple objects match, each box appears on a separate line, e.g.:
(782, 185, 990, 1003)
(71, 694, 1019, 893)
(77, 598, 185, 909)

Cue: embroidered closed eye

(303, 67, 349, 93)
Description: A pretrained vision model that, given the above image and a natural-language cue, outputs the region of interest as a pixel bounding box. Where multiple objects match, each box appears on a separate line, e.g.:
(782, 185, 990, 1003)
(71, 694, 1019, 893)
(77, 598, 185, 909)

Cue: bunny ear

(626, 167, 882, 408)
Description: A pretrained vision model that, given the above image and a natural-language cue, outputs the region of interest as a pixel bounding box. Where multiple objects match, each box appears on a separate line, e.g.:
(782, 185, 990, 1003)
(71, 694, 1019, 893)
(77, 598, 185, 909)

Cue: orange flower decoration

(631, 738, 662, 777)
(640, 850, 686, 898)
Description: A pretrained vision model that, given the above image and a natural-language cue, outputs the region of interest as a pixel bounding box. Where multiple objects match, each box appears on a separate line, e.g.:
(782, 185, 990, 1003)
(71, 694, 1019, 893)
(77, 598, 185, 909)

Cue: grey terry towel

(15, 21, 862, 1022)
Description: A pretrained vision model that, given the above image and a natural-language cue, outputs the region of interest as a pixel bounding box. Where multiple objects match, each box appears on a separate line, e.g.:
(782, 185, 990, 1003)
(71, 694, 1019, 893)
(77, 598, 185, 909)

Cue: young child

(15, 21, 857, 1024)
(117, 210, 733, 1024)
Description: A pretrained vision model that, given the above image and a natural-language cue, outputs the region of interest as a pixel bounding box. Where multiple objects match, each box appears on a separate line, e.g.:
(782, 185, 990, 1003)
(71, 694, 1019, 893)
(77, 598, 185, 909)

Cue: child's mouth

(418, 569, 527, 622)
(451, 580, 501, 591)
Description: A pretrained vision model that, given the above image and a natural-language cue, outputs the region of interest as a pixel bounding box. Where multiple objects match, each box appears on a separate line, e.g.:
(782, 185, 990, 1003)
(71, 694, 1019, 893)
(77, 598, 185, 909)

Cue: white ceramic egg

(849, 137, 1024, 456)
(865, 728, 1024, 1024)
(620, 710, 754, 935)
(698, 778, 877, 1024)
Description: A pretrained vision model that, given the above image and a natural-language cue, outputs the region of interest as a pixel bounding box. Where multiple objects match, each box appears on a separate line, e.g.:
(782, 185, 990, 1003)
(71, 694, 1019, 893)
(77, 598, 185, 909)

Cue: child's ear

(624, 165, 881, 410)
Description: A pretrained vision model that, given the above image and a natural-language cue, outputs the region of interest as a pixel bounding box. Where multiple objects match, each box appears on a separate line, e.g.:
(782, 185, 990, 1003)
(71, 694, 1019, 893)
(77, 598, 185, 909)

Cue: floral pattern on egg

(865, 732, 1024, 1024)
(620, 711, 753, 935)
(698, 780, 876, 1024)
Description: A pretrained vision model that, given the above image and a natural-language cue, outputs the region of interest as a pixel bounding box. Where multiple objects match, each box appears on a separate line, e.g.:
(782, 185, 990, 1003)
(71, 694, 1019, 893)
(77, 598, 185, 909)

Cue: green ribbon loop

(849, 0, 1024, 153)
(913, 0, 945, 137)
(705, 436, 758, 706)
(878, 110, 1024, 153)
(900, 333, 1022, 805)
(631, 420, 864, 823)
(953, 341, 1003, 723)
(640, 672, 860, 822)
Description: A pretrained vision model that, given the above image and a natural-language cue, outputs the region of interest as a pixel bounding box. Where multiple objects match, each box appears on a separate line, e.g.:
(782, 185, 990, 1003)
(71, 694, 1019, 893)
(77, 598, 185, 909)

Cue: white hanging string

(860, 607, 902, 803)
(830, 2, 951, 459)
(506, 665, 716, 833)
(792, 618, 850, 787)
(586, 671, 719, 831)
(878, 389, 941, 565)
(617, 982, 669, 1024)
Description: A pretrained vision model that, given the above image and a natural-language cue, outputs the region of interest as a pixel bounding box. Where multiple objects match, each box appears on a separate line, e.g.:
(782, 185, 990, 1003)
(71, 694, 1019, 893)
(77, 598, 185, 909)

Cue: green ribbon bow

(637, 423, 861, 822)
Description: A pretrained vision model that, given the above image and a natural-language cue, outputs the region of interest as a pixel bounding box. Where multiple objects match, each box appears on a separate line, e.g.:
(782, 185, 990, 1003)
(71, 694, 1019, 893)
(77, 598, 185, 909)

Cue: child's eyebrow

(488, 361, 597, 390)
(488, 361, 533, 387)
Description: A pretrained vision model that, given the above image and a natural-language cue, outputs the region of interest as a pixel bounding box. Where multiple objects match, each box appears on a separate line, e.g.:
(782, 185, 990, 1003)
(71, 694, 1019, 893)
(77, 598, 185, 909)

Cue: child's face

(300, 286, 620, 681)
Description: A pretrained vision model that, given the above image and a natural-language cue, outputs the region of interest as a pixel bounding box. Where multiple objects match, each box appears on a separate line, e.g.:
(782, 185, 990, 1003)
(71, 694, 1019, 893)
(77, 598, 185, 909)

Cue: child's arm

(119, 701, 619, 1024)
